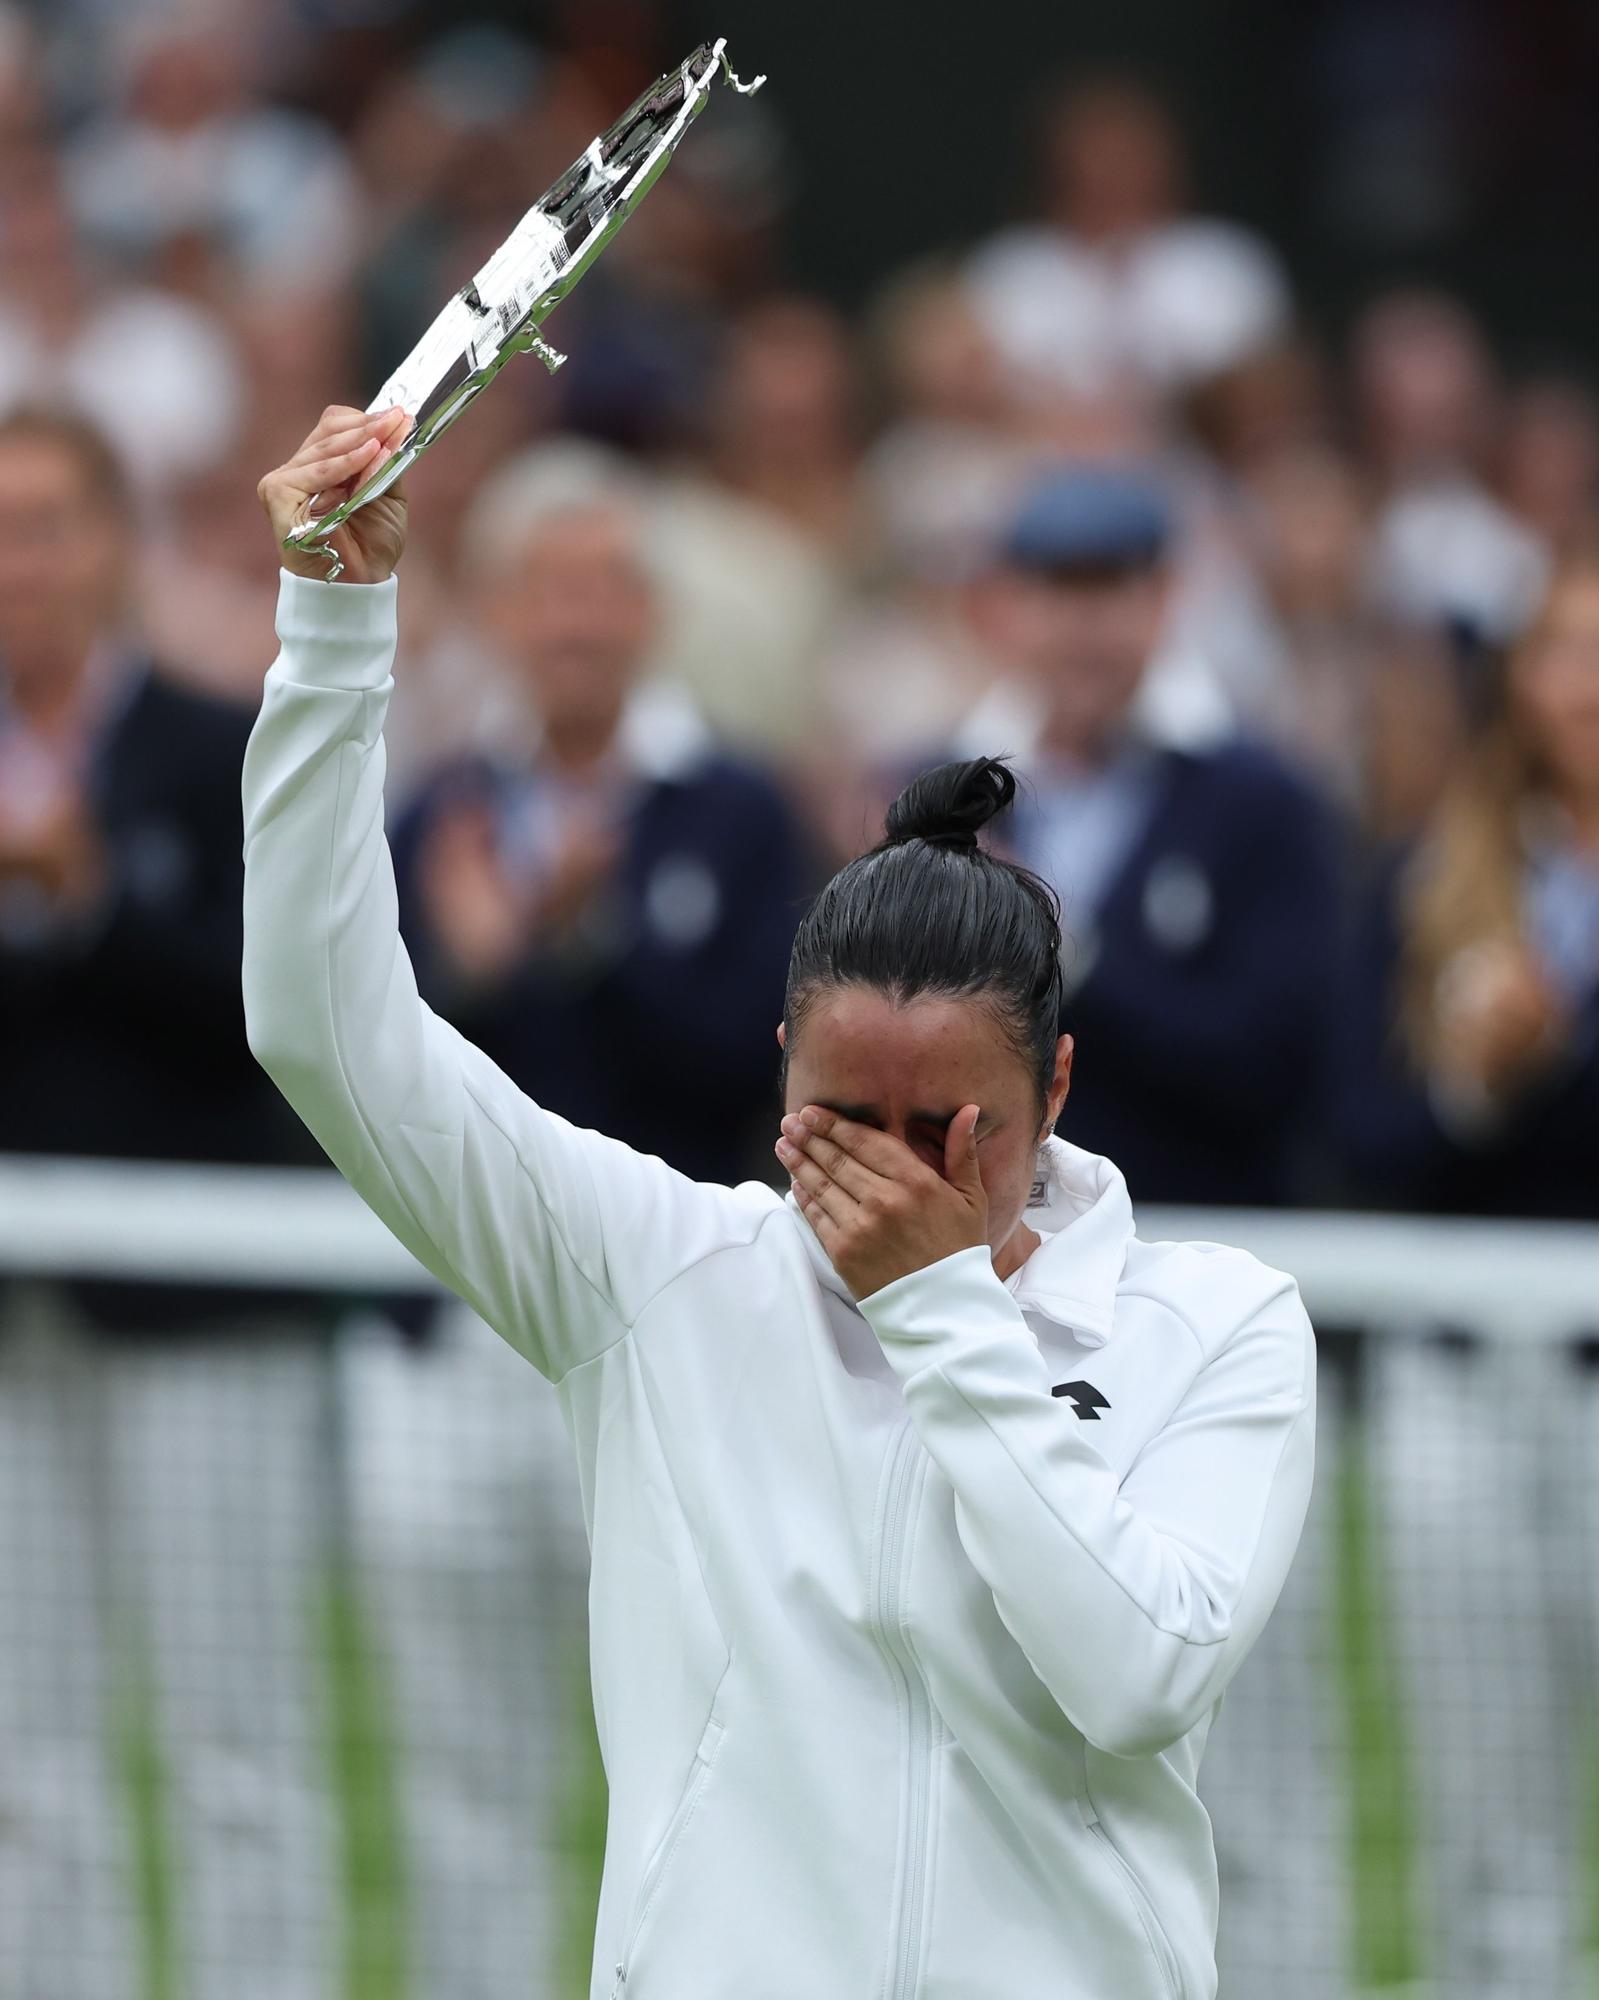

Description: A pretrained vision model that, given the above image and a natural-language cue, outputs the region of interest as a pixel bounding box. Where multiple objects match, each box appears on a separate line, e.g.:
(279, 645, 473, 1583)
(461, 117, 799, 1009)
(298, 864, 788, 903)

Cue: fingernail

(799, 1106, 821, 1129)
(780, 1113, 801, 1137)
(774, 1137, 796, 1162)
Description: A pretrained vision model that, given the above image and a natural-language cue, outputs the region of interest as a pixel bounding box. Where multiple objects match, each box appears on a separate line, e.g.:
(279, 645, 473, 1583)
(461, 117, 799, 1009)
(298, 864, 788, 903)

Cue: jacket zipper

(611, 1716, 723, 1995)
(872, 1419, 935, 2000)
(1083, 1807, 1183, 1998)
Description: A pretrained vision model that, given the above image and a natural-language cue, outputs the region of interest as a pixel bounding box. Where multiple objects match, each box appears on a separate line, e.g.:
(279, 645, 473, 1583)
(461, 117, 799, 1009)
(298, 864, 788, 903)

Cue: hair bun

(883, 756, 1017, 853)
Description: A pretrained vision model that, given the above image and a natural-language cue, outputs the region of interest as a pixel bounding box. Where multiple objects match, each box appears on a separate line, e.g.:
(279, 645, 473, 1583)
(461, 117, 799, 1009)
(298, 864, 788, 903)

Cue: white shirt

(968, 218, 1291, 399)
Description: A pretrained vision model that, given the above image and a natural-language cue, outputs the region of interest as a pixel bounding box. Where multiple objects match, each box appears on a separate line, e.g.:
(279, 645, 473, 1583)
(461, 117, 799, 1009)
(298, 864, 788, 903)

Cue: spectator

(948, 460, 1340, 1204)
(809, 263, 1032, 856)
(968, 74, 1291, 410)
(1218, 444, 1468, 839)
(857, 260, 1029, 573)
(644, 465, 842, 761)
(63, 17, 363, 297)
(1500, 372, 1599, 560)
(395, 439, 809, 1187)
(1340, 549, 1599, 1216)
(1165, 341, 1346, 769)
(0, 407, 336, 2000)
(706, 295, 865, 560)
(0, 3, 45, 170)
(1354, 290, 1547, 648)
(0, 161, 245, 495)
(1181, 334, 1335, 479)
(1338, 548, 1599, 2000)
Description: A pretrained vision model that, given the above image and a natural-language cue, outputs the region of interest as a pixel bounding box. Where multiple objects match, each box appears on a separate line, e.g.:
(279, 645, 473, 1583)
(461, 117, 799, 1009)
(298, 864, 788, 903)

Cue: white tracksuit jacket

(242, 571, 1317, 2000)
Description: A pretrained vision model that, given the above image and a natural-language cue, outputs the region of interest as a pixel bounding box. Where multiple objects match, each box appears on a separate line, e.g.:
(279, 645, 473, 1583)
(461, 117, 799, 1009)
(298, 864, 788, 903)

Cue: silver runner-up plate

(283, 36, 764, 577)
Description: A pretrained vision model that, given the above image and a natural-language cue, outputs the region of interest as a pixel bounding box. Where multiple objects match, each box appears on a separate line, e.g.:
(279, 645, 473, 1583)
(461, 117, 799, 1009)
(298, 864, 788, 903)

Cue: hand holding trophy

(272, 38, 763, 581)
(258, 405, 411, 584)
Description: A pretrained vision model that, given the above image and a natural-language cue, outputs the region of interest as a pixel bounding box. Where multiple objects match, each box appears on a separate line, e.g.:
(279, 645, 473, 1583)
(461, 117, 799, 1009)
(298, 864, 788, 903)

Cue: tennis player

(246, 406, 1315, 2000)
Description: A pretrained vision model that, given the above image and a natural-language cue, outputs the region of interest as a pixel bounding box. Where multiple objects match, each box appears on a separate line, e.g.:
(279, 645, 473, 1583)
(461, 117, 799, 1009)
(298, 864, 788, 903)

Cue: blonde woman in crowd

(1341, 550, 1599, 1999)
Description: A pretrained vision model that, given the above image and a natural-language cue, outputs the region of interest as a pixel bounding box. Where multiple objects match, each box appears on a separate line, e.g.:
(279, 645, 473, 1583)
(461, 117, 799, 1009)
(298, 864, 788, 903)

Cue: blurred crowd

(1, 0, 1594, 1219)
(0, 4, 1596, 2000)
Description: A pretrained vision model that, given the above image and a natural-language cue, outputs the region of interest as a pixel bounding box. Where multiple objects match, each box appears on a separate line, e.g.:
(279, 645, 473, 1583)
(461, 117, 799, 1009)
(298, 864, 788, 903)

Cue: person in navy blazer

(395, 723, 807, 1187)
(945, 461, 1342, 1208)
(392, 443, 809, 1189)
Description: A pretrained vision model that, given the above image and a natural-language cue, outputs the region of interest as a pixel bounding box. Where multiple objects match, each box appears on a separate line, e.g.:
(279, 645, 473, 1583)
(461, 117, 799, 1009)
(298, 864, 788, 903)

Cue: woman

(247, 406, 1315, 1999)
(1339, 549, 1599, 1999)
(1341, 549, 1599, 1214)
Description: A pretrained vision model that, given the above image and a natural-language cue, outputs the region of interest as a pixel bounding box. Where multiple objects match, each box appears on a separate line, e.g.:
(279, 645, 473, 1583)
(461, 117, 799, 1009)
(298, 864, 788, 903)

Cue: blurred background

(0, 0, 1596, 1996)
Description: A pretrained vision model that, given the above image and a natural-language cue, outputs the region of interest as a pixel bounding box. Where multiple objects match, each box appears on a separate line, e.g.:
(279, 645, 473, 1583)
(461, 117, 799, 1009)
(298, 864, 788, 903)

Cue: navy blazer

(0, 668, 322, 1330)
(1337, 853, 1599, 1220)
(1008, 742, 1342, 1207)
(395, 749, 807, 1187)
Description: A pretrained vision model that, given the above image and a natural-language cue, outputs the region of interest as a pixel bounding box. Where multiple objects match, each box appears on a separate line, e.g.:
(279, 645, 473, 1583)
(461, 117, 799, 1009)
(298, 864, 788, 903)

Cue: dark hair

(0, 402, 133, 521)
(783, 756, 1066, 1115)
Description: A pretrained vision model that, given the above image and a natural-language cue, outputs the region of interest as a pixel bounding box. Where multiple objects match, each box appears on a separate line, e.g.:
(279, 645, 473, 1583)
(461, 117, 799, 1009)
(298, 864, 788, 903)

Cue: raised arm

(245, 408, 736, 1377)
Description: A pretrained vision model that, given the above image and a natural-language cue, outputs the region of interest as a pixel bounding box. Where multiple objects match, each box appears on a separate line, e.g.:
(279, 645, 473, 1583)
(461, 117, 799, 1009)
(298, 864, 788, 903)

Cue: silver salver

(283, 36, 764, 577)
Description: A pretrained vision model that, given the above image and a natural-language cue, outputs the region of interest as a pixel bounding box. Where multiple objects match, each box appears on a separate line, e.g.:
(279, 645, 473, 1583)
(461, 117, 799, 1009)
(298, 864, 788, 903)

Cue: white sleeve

(860, 1246, 1315, 1758)
(241, 569, 736, 1380)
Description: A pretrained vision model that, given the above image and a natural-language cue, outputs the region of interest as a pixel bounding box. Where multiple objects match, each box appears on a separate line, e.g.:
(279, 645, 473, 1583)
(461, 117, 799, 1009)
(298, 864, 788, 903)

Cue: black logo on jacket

(1052, 1380, 1111, 1421)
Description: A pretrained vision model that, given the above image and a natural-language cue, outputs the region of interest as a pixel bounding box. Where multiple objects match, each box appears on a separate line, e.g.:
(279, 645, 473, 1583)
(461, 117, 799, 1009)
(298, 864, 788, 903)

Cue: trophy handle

(712, 37, 766, 94)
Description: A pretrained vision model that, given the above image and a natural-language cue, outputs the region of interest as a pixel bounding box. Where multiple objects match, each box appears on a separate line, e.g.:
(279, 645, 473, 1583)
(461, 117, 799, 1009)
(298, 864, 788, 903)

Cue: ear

(775, 1020, 787, 1050)
(1041, 1033, 1073, 1137)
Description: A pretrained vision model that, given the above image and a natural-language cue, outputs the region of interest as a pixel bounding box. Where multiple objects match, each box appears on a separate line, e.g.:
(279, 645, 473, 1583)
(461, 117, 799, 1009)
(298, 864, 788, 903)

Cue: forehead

(789, 986, 1026, 1105)
(518, 506, 643, 575)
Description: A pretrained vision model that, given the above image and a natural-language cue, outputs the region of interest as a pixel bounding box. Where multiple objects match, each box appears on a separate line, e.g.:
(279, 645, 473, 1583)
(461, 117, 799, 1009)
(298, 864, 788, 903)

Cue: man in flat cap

(951, 459, 1341, 1207)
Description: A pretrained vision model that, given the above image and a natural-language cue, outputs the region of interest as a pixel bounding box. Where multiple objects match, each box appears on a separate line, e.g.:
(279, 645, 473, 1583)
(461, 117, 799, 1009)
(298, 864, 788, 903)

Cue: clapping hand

(0, 779, 103, 914)
(418, 799, 624, 988)
(1435, 940, 1567, 1103)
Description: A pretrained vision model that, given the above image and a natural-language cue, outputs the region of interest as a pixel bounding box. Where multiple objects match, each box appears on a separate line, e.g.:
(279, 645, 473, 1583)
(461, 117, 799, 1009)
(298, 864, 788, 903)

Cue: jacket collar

(786, 1134, 1133, 1350)
(1009, 1136, 1133, 1348)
